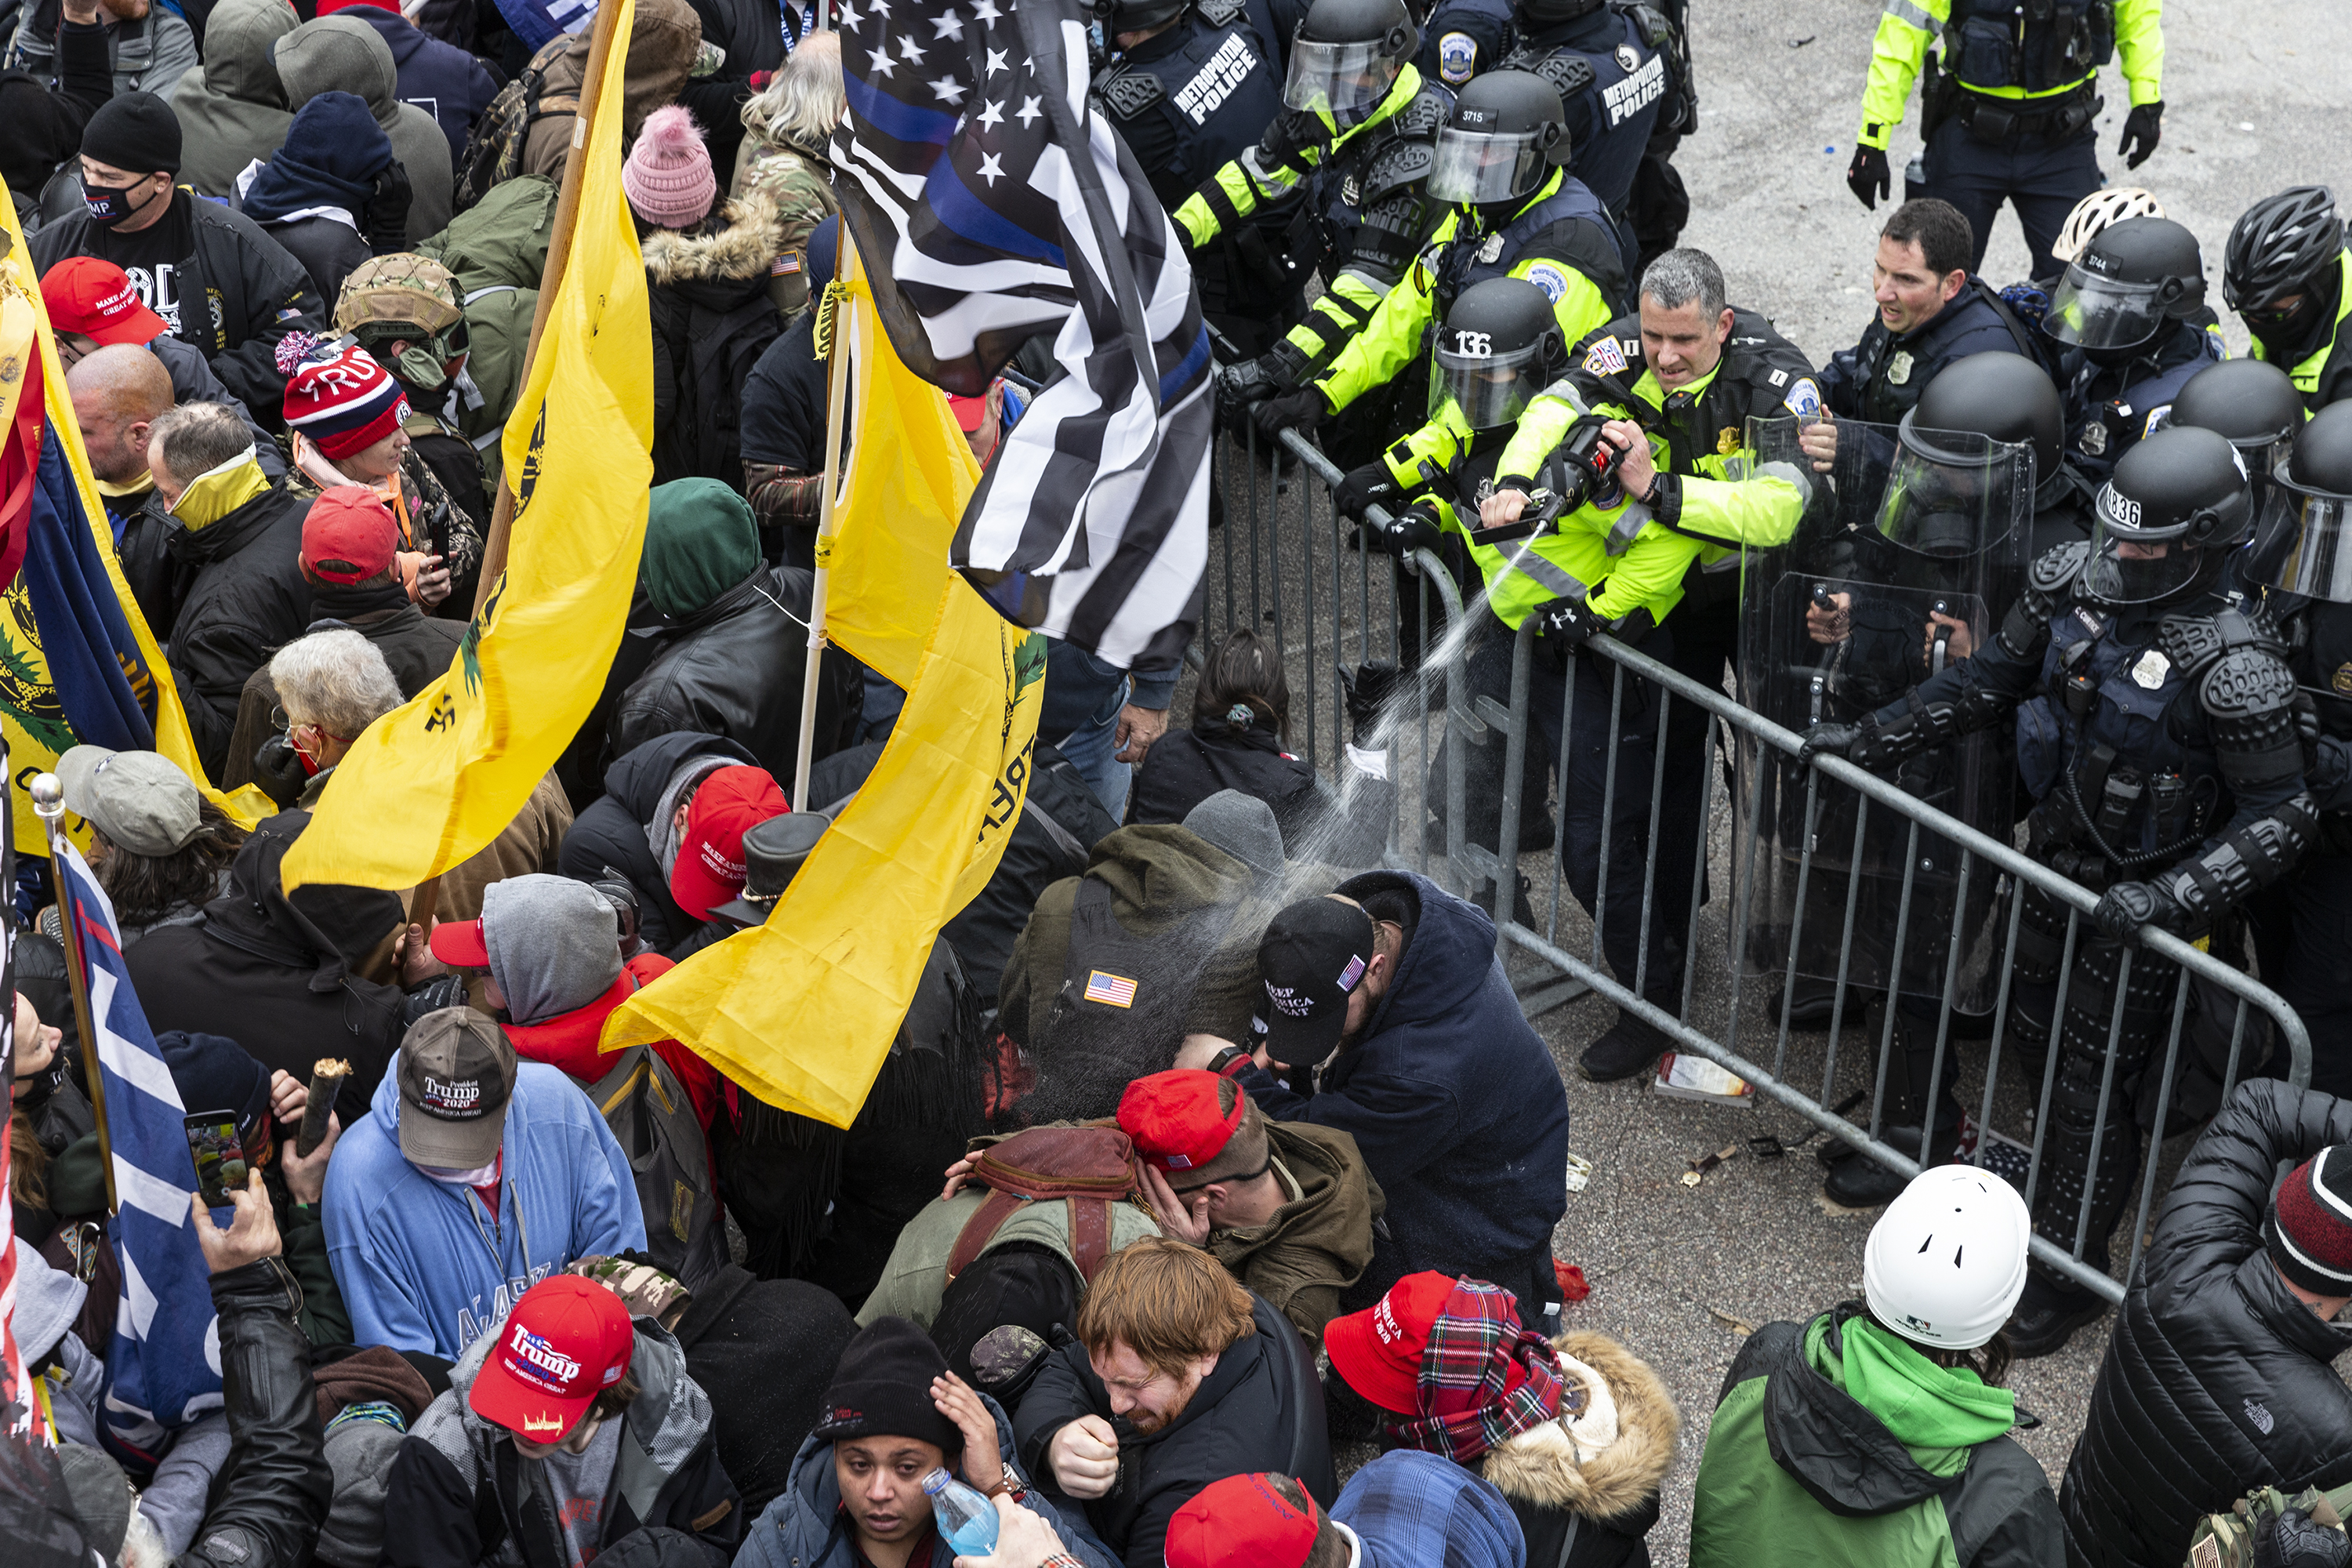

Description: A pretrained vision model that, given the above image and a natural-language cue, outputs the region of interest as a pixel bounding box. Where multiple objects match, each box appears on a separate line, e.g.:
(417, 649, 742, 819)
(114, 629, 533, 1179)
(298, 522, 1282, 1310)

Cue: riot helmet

(1105, 0, 1189, 38)
(2084, 426, 2254, 609)
(1427, 71, 1570, 207)
(1429, 277, 1563, 431)
(1908, 350, 2064, 487)
(2049, 187, 2165, 267)
(1513, 0, 1604, 25)
(2223, 187, 2345, 339)
(1284, 0, 1417, 124)
(2043, 216, 2206, 354)
(1877, 416, 2026, 566)
(333, 254, 470, 393)
(2164, 358, 2305, 574)
(2252, 402, 2352, 604)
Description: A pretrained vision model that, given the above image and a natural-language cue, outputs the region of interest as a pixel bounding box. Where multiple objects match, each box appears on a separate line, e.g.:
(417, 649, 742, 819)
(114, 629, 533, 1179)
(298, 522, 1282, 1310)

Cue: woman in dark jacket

(2060, 1080, 2352, 1568)
(235, 91, 405, 305)
(1128, 630, 1319, 844)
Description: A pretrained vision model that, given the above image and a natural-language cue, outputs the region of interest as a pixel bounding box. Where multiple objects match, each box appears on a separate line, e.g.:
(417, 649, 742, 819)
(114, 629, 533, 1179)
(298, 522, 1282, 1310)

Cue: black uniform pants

(1923, 114, 2103, 280)
(2247, 853, 2352, 1098)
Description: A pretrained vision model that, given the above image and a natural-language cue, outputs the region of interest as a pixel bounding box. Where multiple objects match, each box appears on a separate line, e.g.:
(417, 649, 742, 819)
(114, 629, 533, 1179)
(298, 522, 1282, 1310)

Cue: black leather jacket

(2058, 1080, 2352, 1568)
(177, 1256, 335, 1568)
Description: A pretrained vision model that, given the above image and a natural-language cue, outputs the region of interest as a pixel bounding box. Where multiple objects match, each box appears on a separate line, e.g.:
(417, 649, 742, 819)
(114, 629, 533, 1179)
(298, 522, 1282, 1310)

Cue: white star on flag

(976, 98, 1004, 127)
(1016, 94, 1042, 126)
(931, 73, 967, 103)
(931, 8, 963, 38)
(898, 31, 927, 60)
(870, 0, 891, 16)
(969, 0, 1000, 26)
(866, 44, 895, 77)
(977, 152, 1005, 186)
(833, 1, 860, 27)
(985, 46, 1007, 74)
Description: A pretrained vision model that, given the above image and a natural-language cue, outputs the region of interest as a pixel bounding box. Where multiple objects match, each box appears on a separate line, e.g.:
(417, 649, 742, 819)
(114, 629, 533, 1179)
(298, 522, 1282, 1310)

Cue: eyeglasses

(1167, 1152, 1276, 1196)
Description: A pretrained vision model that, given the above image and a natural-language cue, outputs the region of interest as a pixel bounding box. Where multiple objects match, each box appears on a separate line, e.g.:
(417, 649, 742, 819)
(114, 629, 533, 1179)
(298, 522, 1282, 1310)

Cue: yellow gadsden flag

(602, 251, 1045, 1127)
(280, 0, 652, 895)
(0, 188, 271, 845)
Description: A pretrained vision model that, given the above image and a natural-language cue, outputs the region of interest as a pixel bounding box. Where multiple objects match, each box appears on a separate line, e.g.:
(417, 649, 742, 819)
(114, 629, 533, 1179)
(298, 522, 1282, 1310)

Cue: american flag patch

(772, 253, 801, 276)
(1084, 971, 1138, 1008)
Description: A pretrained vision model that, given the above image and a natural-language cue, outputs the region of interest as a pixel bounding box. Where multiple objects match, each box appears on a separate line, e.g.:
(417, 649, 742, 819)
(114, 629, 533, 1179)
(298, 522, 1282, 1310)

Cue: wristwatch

(1207, 1044, 1252, 1080)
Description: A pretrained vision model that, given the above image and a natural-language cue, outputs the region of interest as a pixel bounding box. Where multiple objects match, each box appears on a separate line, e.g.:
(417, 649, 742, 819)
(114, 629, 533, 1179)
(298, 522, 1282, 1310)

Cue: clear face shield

(1282, 36, 1401, 122)
(2250, 477, 2352, 604)
(1428, 335, 1546, 430)
(1427, 127, 1548, 205)
(2044, 266, 2171, 350)
(2085, 484, 2208, 606)
(1873, 430, 2016, 566)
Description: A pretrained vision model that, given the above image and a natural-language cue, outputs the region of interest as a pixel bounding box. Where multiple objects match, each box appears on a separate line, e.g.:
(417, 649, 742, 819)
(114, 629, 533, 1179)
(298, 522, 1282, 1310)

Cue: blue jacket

(1335, 1451, 1526, 1568)
(323, 1057, 647, 1358)
(1240, 871, 1570, 1296)
(2054, 321, 2225, 485)
(736, 1392, 1119, 1568)
(1820, 278, 2043, 426)
(338, 5, 501, 167)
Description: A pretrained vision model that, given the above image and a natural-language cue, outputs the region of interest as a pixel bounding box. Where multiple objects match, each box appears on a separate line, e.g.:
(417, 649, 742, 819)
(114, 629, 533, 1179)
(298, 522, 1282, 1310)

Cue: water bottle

(920, 1468, 1000, 1556)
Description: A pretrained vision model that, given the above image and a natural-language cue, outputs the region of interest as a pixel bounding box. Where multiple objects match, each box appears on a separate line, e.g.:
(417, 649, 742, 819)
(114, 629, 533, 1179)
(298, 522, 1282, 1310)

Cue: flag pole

(467, 0, 633, 619)
(28, 775, 115, 1217)
(790, 237, 854, 811)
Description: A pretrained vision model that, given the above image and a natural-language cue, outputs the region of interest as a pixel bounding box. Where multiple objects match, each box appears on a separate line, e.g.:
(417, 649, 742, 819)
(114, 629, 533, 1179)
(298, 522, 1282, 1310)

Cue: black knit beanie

(811, 1316, 965, 1457)
(81, 91, 182, 176)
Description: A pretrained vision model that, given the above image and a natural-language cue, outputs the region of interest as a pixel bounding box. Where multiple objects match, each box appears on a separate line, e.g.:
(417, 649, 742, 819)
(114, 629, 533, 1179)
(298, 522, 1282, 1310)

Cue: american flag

(829, 0, 1214, 675)
(52, 842, 221, 1463)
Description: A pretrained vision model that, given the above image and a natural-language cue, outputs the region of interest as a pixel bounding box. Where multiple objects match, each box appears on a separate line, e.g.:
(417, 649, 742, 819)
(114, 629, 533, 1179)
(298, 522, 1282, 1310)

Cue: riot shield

(1734, 414, 2032, 1013)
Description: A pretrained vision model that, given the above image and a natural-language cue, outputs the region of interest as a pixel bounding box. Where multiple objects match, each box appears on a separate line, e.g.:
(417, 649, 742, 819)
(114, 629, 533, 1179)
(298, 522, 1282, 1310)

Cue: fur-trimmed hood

(1479, 1329, 1679, 1523)
(641, 190, 786, 285)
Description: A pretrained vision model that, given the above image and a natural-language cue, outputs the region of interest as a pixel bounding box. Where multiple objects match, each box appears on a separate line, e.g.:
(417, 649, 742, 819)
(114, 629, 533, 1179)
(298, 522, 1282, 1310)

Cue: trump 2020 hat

(466, 1276, 634, 1443)
(395, 1008, 517, 1168)
(1253, 896, 1376, 1068)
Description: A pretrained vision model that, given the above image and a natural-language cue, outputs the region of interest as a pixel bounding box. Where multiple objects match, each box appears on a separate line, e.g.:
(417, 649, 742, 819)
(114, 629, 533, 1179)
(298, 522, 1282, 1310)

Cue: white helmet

(1863, 1166, 2032, 1351)
(2052, 187, 2167, 264)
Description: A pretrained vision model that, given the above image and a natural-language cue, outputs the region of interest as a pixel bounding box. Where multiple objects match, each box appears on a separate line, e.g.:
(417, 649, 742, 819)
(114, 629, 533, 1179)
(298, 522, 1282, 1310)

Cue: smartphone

(184, 1112, 247, 1208)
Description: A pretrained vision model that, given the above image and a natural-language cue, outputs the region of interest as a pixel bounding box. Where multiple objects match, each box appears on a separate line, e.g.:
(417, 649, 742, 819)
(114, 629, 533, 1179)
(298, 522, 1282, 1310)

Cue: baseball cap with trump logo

(467, 1276, 635, 1443)
(42, 256, 170, 347)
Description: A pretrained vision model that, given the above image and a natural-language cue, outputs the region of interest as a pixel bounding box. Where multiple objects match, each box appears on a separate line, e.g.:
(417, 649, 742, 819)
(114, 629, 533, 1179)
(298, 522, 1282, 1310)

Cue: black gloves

(1333, 461, 1399, 522)
(2119, 100, 2162, 169)
(1218, 354, 1280, 410)
(1254, 387, 1327, 441)
(252, 735, 309, 811)
(2092, 879, 2185, 946)
(1847, 144, 1890, 210)
(2259, 1508, 2352, 1568)
(1798, 720, 1866, 762)
(1537, 596, 1607, 658)
(1374, 500, 1443, 558)
(1338, 661, 1400, 746)
(364, 158, 413, 252)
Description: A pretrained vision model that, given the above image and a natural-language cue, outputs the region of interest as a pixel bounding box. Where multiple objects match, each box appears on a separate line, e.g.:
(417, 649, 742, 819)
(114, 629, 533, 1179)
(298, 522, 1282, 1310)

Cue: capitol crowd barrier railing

(1207, 427, 2312, 1306)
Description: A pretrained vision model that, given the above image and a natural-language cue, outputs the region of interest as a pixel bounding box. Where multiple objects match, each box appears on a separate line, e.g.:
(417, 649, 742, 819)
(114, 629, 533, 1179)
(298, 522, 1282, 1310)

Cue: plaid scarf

(1385, 1279, 1568, 1465)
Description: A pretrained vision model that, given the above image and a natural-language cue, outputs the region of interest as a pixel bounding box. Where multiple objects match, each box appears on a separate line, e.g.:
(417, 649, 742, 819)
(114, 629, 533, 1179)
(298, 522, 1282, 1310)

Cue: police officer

(1475, 248, 1819, 1081)
(2166, 358, 2306, 560)
(1497, 0, 1688, 262)
(1252, 68, 1633, 497)
(2226, 187, 2352, 415)
(1094, 0, 1311, 353)
(1819, 198, 2045, 427)
(1805, 427, 2317, 1356)
(2241, 404, 2352, 1098)
(1418, 0, 1513, 90)
(1846, 0, 2165, 281)
(2043, 215, 2223, 485)
(1190, 0, 1453, 434)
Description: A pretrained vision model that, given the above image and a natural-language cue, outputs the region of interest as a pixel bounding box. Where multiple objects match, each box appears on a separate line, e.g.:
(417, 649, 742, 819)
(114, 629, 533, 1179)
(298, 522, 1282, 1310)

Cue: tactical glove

(2092, 879, 2187, 946)
(1332, 461, 1399, 522)
(1374, 499, 1443, 558)
(2119, 101, 2163, 169)
(2257, 1507, 2351, 1568)
(1798, 720, 1867, 762)
(1254, 387, 1327, 441)
(1847, 144, 1890, 210)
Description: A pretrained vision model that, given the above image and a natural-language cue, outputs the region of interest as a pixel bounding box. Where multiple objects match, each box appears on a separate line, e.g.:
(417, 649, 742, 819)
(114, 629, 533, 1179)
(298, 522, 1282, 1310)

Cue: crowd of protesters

(4, 0, 2352, 1563)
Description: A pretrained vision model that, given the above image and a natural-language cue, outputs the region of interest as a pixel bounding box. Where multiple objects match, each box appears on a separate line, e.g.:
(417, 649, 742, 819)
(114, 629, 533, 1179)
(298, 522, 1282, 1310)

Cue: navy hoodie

(1240, 871, 1570, 1300)
(337, 3, 502, 167)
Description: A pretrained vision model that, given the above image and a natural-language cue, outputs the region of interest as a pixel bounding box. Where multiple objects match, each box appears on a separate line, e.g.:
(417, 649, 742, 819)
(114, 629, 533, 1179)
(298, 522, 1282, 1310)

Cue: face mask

(393, 343, 451, 390)
(416, 1157, 499, 1185)
(84, 178, 162, 227)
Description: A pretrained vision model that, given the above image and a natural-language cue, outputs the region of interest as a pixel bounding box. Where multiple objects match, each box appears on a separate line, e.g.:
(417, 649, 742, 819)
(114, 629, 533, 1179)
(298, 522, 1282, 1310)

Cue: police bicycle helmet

(2252, 401, 2352, 604)
(2049, 187, 2165, 267)
(2084, 425, 2255, 608)
(2044, 216, 2206, 354)
(1284, 0, 1417, 123)
(2225, 186, 2344, 318)
(1430, 276, 1565, 431)
(1427, 69, 1570, 206)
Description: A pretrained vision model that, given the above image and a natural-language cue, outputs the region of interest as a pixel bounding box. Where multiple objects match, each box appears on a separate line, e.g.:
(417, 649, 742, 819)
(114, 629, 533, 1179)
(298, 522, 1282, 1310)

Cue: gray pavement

(1189, 3, 2349, 1561)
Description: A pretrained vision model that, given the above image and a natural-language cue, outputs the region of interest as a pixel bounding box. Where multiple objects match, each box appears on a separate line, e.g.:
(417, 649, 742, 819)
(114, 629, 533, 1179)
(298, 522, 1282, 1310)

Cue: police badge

(1478, 232, 1504, 263)
(1615, 43, 1639, 71)
(2082, 419, 2108, 456)
(2130, 648, 2171, 690)
(1887, 350, 1912, 385)
(2334, 662, 2352, 696)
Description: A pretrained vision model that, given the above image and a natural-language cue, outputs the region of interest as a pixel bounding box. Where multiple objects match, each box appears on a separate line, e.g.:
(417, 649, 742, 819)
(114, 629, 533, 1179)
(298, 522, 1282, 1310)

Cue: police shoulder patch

(1583, 336, 1627, 374)
(1782, 376, 1823, 417)
(1437, 30, 1477, 85)
(1523, 261, 1569, 303)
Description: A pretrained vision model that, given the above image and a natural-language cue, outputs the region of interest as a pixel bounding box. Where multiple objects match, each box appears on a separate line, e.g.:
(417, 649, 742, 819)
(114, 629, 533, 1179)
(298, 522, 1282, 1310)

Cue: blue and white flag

(53, 843, 220, 1461)
(829, 0, 1213, 676)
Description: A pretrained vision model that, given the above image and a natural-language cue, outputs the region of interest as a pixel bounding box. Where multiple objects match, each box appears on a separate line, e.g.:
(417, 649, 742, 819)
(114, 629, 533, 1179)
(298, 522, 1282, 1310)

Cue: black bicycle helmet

(2223, 186, 2344, 314)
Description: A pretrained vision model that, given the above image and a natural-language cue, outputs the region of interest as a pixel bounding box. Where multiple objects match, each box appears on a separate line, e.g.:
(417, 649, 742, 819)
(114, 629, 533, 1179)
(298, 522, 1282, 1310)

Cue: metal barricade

(1483, 614, 2311, 1304)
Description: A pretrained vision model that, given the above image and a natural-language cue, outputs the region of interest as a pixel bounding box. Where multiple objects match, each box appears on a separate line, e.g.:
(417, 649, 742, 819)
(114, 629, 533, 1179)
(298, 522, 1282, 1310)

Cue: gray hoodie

(273, 14, 452, 241)
(169, 0, 301, 200)
(5, 0, 198, 102)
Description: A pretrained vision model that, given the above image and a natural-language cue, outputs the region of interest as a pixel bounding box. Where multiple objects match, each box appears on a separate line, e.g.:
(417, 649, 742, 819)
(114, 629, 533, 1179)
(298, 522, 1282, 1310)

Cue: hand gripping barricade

(1208, 384, 2310, 1306)
(1737, 414, 2031, 1017)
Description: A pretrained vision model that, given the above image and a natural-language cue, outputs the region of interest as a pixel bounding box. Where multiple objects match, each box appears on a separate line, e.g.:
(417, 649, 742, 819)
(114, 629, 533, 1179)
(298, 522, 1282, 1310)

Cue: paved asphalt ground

(1188, 2, 2352, 1560)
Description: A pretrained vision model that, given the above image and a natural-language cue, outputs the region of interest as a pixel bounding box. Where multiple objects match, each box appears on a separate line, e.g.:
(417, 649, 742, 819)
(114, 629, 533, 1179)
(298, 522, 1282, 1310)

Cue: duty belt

(1958, 82, 2099, 143)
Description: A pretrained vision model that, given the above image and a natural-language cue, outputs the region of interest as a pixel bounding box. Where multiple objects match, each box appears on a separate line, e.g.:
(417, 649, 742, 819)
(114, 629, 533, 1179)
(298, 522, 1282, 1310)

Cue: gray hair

(742, 30, 843, 147)
(1639, 248, 1728, 321)
(147, 402, 253, 488)
(270, 630, 403, 742)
